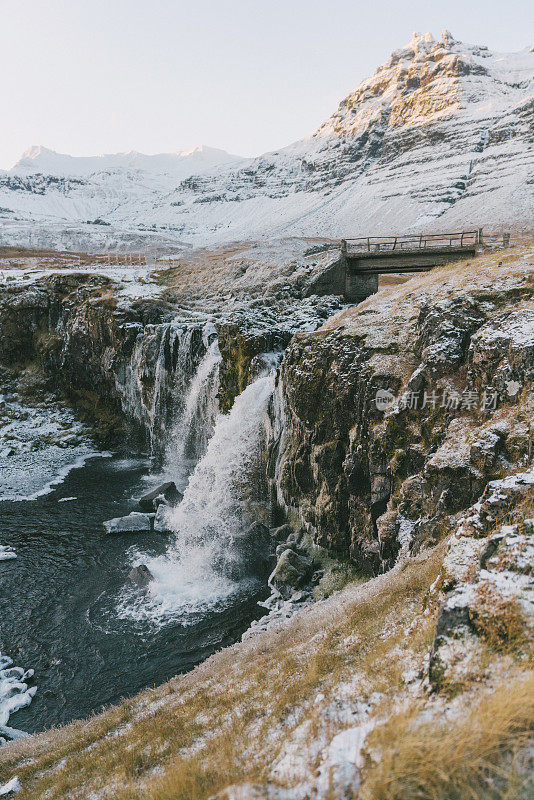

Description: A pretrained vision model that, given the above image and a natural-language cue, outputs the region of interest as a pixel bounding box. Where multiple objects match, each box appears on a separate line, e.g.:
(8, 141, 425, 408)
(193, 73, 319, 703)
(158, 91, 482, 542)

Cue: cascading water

(116, 321, 211, 454)
(164, 337, 221, 489)
(119, 360, 277, 625)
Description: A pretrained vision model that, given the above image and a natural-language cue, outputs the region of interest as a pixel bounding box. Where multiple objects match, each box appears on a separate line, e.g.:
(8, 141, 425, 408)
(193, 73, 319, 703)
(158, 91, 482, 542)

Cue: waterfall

(164, 338, 221, 489)
(116, 321, 215, 453)
(119, 363, 277, 625)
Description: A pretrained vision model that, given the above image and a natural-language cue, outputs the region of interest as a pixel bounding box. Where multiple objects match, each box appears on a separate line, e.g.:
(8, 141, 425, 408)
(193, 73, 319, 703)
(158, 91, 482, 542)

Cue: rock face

(0, 272, 200, 448)
(1, 32, 532, 247)
(430, 469, 534, 688)
(272, 252, 534, 573)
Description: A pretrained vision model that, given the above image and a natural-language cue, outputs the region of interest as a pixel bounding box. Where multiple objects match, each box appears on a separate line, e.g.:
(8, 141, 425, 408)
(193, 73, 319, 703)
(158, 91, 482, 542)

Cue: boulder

(103, 512, 152, 534)
(128, 564, 153, 588)
(269, 524, 293, 541)
(268, 548, 312, 599)
(139, 481, 183, 512)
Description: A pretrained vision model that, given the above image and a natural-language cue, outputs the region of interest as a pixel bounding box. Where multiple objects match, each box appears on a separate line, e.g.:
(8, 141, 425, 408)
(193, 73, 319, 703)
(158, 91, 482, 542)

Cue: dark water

(0, 454, 268, 734)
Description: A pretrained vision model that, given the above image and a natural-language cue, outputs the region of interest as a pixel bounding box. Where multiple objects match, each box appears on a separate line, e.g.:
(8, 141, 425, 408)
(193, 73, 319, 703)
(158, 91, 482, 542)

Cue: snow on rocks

(242, 591, 315, 641)
(0, 391, 98, 502)
(0, 654, 36, 744)
(430, 467, 534, 687)
(103, 512, 154, 534)
(0, 545, 16, 562)
(0, 777, 21, 796)
(315, 720, 376, 798)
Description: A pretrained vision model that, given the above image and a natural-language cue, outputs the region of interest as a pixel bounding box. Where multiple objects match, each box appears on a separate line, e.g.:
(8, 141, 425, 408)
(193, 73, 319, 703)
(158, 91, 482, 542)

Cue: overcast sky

(1, 0, 532, 168)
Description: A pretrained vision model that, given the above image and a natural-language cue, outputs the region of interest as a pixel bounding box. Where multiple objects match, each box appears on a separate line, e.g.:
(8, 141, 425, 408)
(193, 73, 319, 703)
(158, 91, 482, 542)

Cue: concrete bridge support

(345, 271, 379, 303)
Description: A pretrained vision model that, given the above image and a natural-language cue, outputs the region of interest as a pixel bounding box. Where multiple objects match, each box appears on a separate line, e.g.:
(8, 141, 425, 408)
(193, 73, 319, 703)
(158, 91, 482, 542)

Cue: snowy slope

(1, 31, 533, 250)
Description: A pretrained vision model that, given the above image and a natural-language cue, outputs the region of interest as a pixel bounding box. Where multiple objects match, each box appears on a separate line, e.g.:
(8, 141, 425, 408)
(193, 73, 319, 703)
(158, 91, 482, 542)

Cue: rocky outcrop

(0, 273, 190, 445)
(430, 468, 534, 688)
(138, 481, 182, 511)
(273, 253, 534, 573)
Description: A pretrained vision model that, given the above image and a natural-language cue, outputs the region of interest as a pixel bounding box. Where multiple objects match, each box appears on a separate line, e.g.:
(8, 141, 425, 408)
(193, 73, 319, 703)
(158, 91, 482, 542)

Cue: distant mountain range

(1, 31, 533, 251)
(11, 144, 245, 178)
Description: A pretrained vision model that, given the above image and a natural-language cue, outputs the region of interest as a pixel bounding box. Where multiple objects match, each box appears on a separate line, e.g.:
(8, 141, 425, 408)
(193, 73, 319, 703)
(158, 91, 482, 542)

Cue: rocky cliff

(273, 247, 534, 574)
(0, 241, 342, 449)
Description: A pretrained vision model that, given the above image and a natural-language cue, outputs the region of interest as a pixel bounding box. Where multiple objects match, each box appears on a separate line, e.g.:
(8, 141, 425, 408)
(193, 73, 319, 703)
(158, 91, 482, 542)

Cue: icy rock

(128, 564, 153, 588)
(0, 777, 21, 796)
(269, 548, 312, 599)
(139, 481, 182, 512)
(0, 545, 16, 562)
(290, 590, 310, 603)
(103, 512, 152, 534)
(153, 504, 171, 533)
(0, 725, 29, 742)
(316, 721, 375, 798)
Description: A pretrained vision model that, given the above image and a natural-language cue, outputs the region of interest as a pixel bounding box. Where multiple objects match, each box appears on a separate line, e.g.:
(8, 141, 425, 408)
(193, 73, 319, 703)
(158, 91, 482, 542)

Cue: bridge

(325, 230, 509, 302)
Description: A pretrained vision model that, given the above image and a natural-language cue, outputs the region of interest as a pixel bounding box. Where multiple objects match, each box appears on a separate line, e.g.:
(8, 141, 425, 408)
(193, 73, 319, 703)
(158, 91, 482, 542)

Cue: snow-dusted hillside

(1, 31, 533, 250)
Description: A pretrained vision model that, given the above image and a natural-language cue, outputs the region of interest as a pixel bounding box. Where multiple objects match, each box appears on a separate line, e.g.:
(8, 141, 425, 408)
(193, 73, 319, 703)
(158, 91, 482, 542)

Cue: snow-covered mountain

(11, 144, 246, 178)
(1, 30, 533, 250)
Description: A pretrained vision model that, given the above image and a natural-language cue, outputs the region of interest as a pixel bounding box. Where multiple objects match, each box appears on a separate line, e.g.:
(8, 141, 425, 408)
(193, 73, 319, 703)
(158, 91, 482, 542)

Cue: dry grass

(469, 584, 528, 653)
(0, 547, 445, 799)
(4, 538, 527, 800)
(360, 672, 534, 800)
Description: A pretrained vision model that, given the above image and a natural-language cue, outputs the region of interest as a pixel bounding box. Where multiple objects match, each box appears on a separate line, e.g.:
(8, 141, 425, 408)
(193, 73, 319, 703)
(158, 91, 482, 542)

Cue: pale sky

(1, 0, 532, 169)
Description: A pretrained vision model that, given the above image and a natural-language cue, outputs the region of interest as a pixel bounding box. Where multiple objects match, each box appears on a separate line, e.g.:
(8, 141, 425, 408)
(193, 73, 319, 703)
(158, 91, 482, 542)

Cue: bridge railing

(342, 230, 482, 254)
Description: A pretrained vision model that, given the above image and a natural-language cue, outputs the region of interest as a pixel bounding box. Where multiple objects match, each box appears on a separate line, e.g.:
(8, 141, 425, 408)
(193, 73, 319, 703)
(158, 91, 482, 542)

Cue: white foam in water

(118, 368, 276, 625)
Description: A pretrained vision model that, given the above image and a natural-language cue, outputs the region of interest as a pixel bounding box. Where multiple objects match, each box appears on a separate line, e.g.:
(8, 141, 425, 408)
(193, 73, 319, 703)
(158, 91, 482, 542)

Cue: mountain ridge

(10, 143, 246, 178)
(1, 30, 533, 249)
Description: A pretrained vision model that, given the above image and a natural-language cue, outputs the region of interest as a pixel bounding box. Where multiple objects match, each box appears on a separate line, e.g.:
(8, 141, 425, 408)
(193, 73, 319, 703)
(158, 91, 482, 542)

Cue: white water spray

(120, 367, 276, 624)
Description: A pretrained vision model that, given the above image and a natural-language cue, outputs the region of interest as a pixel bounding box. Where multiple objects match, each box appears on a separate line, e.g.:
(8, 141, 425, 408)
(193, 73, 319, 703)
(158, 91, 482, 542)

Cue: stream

(0, 340, 276, 736)
(0, 452, 269, 734)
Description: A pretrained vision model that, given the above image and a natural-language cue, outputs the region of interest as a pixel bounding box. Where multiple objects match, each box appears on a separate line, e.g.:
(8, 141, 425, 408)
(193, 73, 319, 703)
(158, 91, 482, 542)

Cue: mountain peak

(313, 33, 534, 142)
(409, 31, 436, 48)
(21, 145, 58, 160)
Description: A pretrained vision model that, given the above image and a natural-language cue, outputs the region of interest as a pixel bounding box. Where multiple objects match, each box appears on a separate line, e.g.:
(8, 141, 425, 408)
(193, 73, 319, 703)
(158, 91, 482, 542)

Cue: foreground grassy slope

(1, 535, 532, 799)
